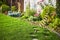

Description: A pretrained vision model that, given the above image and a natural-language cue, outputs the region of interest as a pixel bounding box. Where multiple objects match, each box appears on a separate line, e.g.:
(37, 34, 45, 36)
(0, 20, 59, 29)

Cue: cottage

(7, 0, 56, 13)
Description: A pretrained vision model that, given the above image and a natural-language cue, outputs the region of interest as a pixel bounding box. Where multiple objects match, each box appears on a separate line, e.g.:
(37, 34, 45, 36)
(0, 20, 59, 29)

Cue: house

(7, 0, 56, 13)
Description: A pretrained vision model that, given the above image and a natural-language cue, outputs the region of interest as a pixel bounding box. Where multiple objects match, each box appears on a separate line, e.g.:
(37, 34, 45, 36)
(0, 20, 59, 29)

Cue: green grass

(33, 27, 60, 40)
(0, 14, 60, 40)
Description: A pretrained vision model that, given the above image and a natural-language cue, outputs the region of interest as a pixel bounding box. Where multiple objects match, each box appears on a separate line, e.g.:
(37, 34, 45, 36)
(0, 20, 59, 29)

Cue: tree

(0, 0, 7, 6)
(56, 0, 60, 18)
(0, 1, 2, 6)
(2, 4, 10, 14)
(2, 0, 7, 4)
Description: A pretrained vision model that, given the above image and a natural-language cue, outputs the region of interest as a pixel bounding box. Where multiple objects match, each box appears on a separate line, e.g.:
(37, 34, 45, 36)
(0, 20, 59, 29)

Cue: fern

(41, 5, 55, 19)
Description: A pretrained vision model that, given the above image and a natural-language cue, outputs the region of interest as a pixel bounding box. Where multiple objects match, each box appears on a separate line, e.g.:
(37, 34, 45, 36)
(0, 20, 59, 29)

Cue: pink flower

(39, 0, 44, 2)
(34, 13, 39, 17)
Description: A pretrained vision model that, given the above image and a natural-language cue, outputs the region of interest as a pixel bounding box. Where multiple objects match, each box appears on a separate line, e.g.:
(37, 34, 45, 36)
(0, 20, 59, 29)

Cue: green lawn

(0, 14, 60, 40)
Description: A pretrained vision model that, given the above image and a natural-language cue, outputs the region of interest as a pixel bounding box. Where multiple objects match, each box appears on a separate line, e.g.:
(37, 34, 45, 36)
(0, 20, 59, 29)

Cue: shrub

(11, 6, 17, 11)
(23, 4, 36, 19)
(2, 4, 10, 12)
(28, 16, 34, 21)
(22, 9, 36, 19)
(29, 9, 36, 16)
(49, 18, 60, 29)
(25, 9, 35, 16)
(53, 18, 60, 27)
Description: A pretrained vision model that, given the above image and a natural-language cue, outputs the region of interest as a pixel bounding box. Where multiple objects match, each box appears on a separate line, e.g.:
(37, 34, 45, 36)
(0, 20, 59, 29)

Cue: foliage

(25, 9, 35, 17)
(41, 5, 55, 19)
(28, 16, 34, 21)
(49, 18, 60, 29)
(0, 0, 7, 5)
(21, 4, 41, 21)
(53, 18, 60, 26)
(2, 0, 7, 4)
(22, 4, 36, 19)
(22, 9, 36, 19)
(2, 4, 10, 12)
(29, 9, 36, 16)
(0, 1, 2, 6)
(11, 6, 17, 11)
(56, 0, 60, 18)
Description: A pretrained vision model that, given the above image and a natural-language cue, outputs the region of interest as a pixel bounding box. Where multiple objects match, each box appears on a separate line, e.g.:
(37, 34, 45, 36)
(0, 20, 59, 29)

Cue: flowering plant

(34, 13, 39, 17)
(39, 0, 44, 2)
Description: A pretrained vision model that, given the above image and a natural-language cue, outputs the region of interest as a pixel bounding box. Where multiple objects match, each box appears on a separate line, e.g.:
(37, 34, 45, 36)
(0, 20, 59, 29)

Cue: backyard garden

(0, 0, 60, 40)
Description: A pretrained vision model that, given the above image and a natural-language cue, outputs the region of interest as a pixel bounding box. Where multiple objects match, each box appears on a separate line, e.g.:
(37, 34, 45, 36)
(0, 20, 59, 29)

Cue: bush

(2, 4, 10, 12)
(11, 6, 17, 11)
(22, 4, 36, 19)
(49, 18, 60, 29)
(22, 9, 36, 19)
(28, 16, 34, 21)
(53, 18, 60, 27)
(29, 9, 36, 16)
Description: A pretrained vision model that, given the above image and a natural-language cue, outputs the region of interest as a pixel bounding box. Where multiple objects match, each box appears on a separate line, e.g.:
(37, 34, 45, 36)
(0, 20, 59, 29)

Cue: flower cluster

(34, 13, 39, 17)
(39, 0, 44, 2)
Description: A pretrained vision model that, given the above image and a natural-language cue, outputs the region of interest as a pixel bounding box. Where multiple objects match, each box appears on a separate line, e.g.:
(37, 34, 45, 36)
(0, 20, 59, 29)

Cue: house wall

(24, 0, 30, 11)
(7, 0, 56, 13)
(24, 0, 56, 13)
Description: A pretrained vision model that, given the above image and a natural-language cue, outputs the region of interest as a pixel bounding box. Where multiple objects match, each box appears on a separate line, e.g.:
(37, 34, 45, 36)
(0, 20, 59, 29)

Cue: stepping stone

(34, 28, 38, 30)
(30, 34, 37, 38)
(32, 38, 38, 40)
(30, 35, 37, 37)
